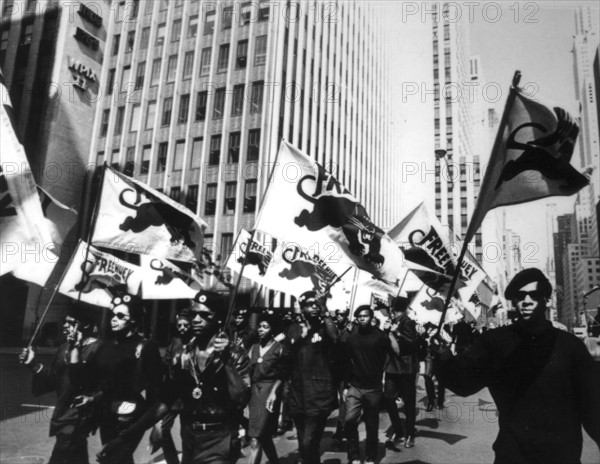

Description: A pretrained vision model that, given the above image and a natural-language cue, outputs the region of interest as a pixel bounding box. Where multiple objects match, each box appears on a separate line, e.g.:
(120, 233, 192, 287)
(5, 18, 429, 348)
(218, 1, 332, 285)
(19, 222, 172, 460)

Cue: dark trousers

(384, 372, 417, 437)
(99, 423, 145, 464)
(336, 381, 347, 432)
(180, 425, 239, 464)
(48, 433, 89, 464)
(292, 412, 328, 464)
(344, 385, 382, 462)
(424, 375, 445, 405)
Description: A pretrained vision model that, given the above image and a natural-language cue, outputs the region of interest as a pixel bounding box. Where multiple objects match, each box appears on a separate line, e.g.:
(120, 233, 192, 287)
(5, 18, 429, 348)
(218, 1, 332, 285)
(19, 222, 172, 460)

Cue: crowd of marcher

(18, 268, 600, 464)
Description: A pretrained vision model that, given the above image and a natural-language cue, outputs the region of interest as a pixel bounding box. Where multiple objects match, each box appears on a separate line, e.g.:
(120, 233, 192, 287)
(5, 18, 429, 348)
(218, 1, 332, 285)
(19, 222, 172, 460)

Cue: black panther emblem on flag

(119, 188, 197, 249)
(496, 107, 587, 191)
(293, 165, 385, 269)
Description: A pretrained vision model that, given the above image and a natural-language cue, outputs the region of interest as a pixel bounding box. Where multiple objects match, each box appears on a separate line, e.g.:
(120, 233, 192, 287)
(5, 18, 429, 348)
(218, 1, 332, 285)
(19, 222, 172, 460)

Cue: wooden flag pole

(434, 71, 522, 337)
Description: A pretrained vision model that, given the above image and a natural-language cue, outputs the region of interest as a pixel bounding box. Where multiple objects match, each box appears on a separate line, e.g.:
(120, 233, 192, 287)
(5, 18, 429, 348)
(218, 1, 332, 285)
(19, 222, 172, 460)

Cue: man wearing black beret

(433, 267, 600, 464)
(162, 291, 251, 464)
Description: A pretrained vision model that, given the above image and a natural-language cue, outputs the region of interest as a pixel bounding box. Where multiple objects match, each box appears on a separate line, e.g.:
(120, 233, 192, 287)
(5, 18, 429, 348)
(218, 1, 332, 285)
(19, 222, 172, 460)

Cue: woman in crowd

(246, 310, 288, 464)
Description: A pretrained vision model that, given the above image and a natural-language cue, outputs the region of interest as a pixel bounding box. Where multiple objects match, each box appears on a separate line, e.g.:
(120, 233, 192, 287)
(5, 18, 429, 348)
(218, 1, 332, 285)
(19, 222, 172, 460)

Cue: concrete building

(0, 0, 111, 345)
(562, 243, 589, 327)
(554, 213, 574, 319)
(89, 0, 397, 338)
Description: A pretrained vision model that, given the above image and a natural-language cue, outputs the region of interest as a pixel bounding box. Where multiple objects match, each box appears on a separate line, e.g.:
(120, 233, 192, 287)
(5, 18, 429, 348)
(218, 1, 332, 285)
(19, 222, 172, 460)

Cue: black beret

(298, 290, 318, 306)
(191, 291, 229, 320)
(505, 268, 552, 300)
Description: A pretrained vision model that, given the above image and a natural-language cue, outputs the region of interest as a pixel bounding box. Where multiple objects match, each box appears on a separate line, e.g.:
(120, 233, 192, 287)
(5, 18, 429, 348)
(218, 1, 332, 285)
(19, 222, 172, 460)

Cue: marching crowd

(18, 268, 600, 464)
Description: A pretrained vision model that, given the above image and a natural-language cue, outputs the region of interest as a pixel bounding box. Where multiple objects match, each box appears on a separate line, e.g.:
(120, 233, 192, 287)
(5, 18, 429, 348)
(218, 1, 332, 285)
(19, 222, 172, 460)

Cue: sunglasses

(112, 312, 130, 320)
(515, 290, 544, 301)
(191, 310, 216, 320)
(301, 299, 318, 307)
(177, 322, 190, 328)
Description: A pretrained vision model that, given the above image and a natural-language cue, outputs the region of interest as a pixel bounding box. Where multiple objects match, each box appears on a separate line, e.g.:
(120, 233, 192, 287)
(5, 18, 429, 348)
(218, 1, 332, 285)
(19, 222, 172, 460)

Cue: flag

(91, 166, 206, 262)
(464, 85, 590, 245)
(254, 141, 405, 284)
(389, 202, 484, 295)
(58, 241, 142, 307)
(0, 100, 57, 286)
(408, 285, 463, 327)
(140, 255, 202, 299)
(226, 229, 348, 298)
(225, 229, 276, 287)
(37, 185, 78, 247)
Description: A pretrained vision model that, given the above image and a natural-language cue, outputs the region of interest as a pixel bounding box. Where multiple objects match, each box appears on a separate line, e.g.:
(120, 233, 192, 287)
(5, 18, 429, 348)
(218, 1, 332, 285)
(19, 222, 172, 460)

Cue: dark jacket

(386, 312, 418, 375)
(286, 317, 339, 416)
(341, 325, 391, 389)
(166, 339, 251, 426)
(436, 320, 600, 464)
(33, 339, 100, 436)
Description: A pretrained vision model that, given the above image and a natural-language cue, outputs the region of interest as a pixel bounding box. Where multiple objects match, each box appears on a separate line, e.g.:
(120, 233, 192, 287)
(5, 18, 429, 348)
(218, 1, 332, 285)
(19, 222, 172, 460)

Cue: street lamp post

(435, 145, 454, 187)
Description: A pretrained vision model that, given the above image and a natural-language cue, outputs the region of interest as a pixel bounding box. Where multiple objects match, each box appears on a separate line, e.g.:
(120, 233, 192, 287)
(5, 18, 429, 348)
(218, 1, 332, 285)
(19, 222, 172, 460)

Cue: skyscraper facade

(89, 0, 397, 317)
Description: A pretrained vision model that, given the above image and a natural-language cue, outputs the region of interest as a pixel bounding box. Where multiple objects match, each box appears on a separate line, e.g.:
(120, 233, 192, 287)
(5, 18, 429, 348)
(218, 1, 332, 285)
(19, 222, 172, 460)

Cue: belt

(188, 422, 230, 432)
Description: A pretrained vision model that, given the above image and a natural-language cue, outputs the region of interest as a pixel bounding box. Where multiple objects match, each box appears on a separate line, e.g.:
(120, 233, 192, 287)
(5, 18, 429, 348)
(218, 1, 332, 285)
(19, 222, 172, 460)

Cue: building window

(247, 129, 260, 161)
(196, 91, 207, 121)
(141, 145, 151, 174)
(145, 101, 156, 130)
(241, 2, 252, 24)
(213, 88, 225, 119)
(162, 97, 172, 126)
(178, 94, 190, 124)
(106, 68, 115, 95)
(173, 140, 185, 171)
(110, 34, 120, 56)
(221, 233, 234, 258)
(236, 40, 248, 69)
(135, 62, 145, 89)
(140, 27, 150, 49)
(169, 186, 181, 202)
(259, 1, 270, 21)
(191, 137, 203, 169)
(114, 107, 125, 136)
(172, 19, 182, 42)
(124, 147, 135, 175)
(156, 142, 168, 172)
(254, 35, 267, 66)
(130, 104, 141, 133)
(100, 109, 110, 137)
(188, 15, 198, 38)
(217, 44, 229, 72)
(156, 23, 166, 45)
(183, 51, 194, 79)
(231, 85, 244, 116)
(151, 59, 161, 86)
(228, 132, 241, 163)
(224, 182, 236, 214)
(204, 11, 215, 35)
(222, 6, 233, 29)
(200, 48, 211, 76)
(187, 184, 199, 212)
(250, 81, 263, 113)
(167, 55, 178, 82)
(121, 66, 132, 92)
(97, 151, 104, 166)
(110, 149, 120, 169)
(209, 135, 221, 165)
(204, 183, 217, 215)
(126, 30, 135, 52)
(244, 179, 257, 213)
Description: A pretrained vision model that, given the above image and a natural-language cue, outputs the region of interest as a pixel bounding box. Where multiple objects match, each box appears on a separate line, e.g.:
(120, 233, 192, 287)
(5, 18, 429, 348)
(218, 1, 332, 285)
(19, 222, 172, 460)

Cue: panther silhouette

(496, 107, 588, 191)
(421, 296, 445, 312)
(238, 250, 269, 276)
(294, 175, 385, 269)
(119, 188, 197, 249)
(279, 259, 331, 294)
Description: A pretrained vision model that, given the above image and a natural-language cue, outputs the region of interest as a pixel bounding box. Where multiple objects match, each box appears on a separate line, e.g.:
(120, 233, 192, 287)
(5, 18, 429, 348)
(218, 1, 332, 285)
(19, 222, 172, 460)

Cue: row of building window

(106, 38, 266, 93)
(98, 129, 261, 177)
(112, 6, 269, 56)
(100, 83, 264, 136)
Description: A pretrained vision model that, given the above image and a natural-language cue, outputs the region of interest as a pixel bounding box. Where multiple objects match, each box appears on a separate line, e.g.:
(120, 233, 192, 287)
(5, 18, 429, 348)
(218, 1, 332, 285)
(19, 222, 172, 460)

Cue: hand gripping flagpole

(434, 71, 522, 338)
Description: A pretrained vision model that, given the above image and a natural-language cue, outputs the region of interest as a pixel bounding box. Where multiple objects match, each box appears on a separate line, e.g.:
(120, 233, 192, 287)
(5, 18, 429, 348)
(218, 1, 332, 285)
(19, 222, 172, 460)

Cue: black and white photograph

(0, 1, 599, 463)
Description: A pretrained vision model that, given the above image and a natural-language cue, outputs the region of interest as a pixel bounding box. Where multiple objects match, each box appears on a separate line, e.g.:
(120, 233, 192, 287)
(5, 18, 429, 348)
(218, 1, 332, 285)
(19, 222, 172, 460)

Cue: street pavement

(1, 350, 598, 464)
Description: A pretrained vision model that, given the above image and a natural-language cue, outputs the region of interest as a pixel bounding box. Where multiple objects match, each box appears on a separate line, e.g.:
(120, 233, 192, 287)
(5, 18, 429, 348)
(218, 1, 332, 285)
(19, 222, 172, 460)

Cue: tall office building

(554, 213, 574, 319)
(0, 0, 111, 345)
(431, 4, 485, 261)
(89, 0, 397, 335)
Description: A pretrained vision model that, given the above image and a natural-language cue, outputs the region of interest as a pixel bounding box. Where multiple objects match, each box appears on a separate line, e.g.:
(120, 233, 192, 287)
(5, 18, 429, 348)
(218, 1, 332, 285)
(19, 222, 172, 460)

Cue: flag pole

(347, 267, 361, 314)
(25, 240, 82, 350)
(434, 71, 522, 337)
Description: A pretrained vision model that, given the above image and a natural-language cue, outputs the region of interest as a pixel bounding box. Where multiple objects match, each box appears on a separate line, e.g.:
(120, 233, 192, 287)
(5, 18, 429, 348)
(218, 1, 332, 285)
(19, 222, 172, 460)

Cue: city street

(1, 350, 598, 464)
